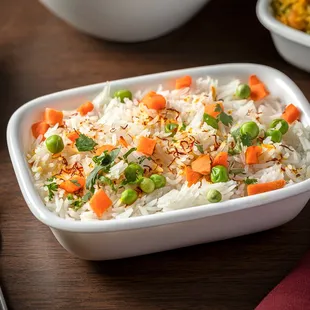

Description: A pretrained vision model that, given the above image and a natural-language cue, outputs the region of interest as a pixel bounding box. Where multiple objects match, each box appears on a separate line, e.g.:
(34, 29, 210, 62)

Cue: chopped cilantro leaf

(70, 199, 83, 211)
(70, 179, 81, 187)
(45, 178, 58, 201)
(231, 128, 241, 141)
(93, 151, 111, 166)
(123, 147, 137, 161)
(240, 133, 252, 147)
(86, 165, 105, 193)
(195, 143, 204, 154)
(75, 134, 97, 152)
(70, 191, 92, 211)
(214, 103, 223, 112)
(218, 112, 233, 126)
(180, 123, 187, 131)
(86, 148, 120, 192)
(228, 148, 238, 156)
(244, 178, 258, 185)
(93, 148, 120, 166)
(231, 128, 252, 147)
(82, 191, 92, 202)
(230, 168, 245, 175)
(120, 175, 143, 187)
(109, 148, 121, 162)
(99, 176, 117, 192)
(203, 113, 219, 129)
(138, 156, 151, 164)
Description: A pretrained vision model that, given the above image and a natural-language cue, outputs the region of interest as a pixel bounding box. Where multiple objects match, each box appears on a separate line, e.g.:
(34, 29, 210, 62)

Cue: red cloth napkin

(256, 251, 310, 310)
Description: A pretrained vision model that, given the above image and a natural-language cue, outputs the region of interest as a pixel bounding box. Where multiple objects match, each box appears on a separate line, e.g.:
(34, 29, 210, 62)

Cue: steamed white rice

(27, 75, 310, 221)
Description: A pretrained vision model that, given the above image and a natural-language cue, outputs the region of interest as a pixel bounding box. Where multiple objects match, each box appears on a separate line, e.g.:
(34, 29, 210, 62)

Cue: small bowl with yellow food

(257, 0, 310, 72)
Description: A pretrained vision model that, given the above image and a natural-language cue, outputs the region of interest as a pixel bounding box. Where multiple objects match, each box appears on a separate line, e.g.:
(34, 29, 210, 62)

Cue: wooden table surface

(1, 0, 310, 309)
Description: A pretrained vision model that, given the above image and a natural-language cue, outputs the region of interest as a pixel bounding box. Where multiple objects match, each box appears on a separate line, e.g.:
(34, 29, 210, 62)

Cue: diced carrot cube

(90, 189, 112, 218)
(137, 136, 156, 156)
(44, 108, 63, 126)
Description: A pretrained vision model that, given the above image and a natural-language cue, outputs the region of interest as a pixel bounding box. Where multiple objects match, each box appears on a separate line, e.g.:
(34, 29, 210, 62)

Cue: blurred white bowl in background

(39, 0, 210, 42)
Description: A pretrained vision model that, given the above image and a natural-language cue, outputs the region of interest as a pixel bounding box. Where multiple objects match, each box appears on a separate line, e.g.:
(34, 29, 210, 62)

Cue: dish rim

(7, 63, 310, 233)
(256, 0, 310, 48)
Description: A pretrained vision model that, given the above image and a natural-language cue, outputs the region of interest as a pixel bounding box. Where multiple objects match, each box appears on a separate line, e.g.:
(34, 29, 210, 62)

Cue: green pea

(150, 174, 166, 189)
(236, 83, 251, 99)
(269, 119, 289, 134)
(165, 123, 178, 136)
(124, 163, 144, 183)
(120, 189, 138, 205)
(203, 113, 219, 129)
(266, 129, 282, 143)
(139, 177, 155, 193)
(207, 189, 222, 203)
(240, 121, 259, 139)
(46, 135, 64, 154)
(113, 89, 132, 103)
(211, 165, 229, 183)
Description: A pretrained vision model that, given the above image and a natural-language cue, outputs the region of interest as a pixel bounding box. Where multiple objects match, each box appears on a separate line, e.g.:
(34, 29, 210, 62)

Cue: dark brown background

(1, 0, 310, 309)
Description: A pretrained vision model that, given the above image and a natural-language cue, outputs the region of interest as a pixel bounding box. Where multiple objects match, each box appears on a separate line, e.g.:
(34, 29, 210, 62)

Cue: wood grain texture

(1, 0, 310, 309)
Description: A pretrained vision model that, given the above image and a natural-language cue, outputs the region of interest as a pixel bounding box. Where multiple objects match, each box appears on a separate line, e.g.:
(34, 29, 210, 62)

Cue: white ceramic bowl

(7, 64, 310, 260)
(39, 0, 210, 42)
(257, 0, 310, 72)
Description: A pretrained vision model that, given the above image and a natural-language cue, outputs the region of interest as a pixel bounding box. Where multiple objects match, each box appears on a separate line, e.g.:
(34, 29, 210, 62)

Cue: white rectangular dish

(7, 63, 310, 260)
(256, 0, 310, 72)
